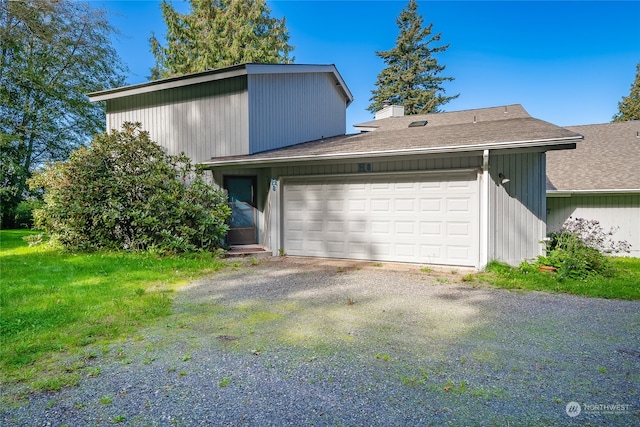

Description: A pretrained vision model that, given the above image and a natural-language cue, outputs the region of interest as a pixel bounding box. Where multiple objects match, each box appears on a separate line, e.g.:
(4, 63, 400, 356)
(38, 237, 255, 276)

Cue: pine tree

(368, 0, 458, 115)
(612, 63, 640, 122)
(149, 0, 294, 80)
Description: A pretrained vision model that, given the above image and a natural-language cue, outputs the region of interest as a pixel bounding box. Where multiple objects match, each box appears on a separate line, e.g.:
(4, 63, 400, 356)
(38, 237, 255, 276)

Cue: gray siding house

(90, 63, 582, 268)
(546, 121, 640, 257)
(89, 63, 353, 162)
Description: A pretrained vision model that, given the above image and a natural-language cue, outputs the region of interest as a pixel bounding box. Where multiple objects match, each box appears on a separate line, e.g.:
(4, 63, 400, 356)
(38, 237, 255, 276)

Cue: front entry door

(224, 176, 258, 245)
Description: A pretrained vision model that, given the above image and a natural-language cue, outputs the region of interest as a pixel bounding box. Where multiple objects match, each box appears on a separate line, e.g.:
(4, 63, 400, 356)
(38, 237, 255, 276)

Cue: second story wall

(106, 76, 249, 163)
(248, 72, 348, 154)
(93, 63, 354, 163)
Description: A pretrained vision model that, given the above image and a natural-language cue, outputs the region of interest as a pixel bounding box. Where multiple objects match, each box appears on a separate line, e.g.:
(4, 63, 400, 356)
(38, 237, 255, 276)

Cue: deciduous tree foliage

(149, 0, 294, 80)
(0, 0, 126, 227)
(29, 123, 231, 253)
(368, 0, 458, 115)
(612, 63, 640, 122)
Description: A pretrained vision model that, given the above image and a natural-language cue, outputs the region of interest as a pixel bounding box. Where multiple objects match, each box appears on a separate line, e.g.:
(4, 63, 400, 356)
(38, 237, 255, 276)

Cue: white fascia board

(547, 189, 640, 197)
(201, 137, 580, 168)
(88, 63, 354, 105)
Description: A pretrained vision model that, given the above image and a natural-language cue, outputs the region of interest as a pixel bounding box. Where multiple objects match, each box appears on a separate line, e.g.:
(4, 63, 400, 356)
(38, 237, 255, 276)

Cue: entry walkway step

(225, 245, 271, 258)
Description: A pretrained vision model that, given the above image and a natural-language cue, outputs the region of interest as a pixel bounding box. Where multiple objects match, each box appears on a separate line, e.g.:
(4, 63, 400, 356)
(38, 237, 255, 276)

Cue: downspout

(480, 149, 490, 269)
(270, 177, 281, 257)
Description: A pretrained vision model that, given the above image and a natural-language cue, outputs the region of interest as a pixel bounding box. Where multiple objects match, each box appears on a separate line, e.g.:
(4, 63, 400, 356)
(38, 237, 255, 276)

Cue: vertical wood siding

(489, 152, 547, 265)
(547, 194, 640, 257)
(248, 73, 347, 153)
(106, 76, 249, 163)
(270, 155, 482, 177)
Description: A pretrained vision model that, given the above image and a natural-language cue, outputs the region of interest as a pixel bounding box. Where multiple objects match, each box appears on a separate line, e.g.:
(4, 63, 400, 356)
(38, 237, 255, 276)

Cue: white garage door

(283, 172, 479, 266)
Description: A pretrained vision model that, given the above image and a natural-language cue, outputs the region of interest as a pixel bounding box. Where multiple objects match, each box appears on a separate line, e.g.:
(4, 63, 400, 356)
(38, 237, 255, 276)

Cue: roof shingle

(546, 121, 640, 191)
(203, 104, 581, 167)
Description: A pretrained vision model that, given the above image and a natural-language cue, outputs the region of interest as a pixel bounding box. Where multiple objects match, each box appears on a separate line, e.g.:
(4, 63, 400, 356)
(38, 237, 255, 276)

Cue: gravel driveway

(2, 256, 639, 426)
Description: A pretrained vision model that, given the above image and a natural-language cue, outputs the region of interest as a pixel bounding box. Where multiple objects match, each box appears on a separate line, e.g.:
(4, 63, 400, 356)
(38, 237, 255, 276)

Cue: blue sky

(97, 1, 639, 132)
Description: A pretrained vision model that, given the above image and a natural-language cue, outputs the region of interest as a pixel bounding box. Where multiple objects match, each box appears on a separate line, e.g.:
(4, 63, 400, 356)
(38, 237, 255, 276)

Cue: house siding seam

(106, 76, 249, 163)
(547, 194, 640, 257)
(247, 73, 347, 154)
(489, 152, 546, 265)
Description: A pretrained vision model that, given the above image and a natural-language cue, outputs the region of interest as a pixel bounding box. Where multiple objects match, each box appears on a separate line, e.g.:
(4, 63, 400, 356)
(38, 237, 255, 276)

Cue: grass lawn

(476, 258, 640, 300)
(2, 229, 638, 397)
(0, 229, 227, 393)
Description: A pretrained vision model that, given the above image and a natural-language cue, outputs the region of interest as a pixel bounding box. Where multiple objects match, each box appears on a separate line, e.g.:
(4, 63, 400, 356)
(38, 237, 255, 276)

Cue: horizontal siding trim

(278, 168, 480, 181)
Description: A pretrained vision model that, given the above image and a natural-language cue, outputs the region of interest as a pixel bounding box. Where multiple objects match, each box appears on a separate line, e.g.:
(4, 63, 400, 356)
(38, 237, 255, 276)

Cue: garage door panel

(371, 182, 391, 191)
(347, 242, 368, 257)
(371, 199, 390, 212)
(371, 221, 391, 235)
(326, 241, 345, 255)
(420, 222, 442, 236)
(287, 239, 303, 251)
(327, 220, 344, 232)
(304, 220, 321, 232)
(287, 201, 304, 212)
(395, 244, 418, 258)
(447, 246, 472, 261)
(395, 221, 416, 235)
(327, 199, 345, 213)
(304, 200, 322, 212)
(394, 182, 419, 191)
(348, 199, 367, 212)
(348, 220, 367, 233)
(305, 239, 324, 253)
(348, 182, 367, 191)
(420, 181, 442, 190)
(447, 222, 472, 236)
(395, 198, 417, 212)
(371, 242, 391, 256)
(447, 179, 474, 189)
(283, 172, 479, 266)
(447, 198, 472, 212)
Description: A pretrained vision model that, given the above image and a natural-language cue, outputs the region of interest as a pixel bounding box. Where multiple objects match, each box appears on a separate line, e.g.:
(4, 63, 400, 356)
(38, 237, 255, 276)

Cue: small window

(408, 120, 428, 128)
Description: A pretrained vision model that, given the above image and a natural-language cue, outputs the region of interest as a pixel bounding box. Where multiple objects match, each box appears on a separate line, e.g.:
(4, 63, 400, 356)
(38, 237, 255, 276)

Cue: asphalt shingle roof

(546, 121, 640, 191)
(203, 104, 581, 166)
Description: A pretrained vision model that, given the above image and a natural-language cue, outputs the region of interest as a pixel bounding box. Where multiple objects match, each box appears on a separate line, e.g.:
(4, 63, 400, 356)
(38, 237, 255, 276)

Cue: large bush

(29, 122, 230, 253)
(536, 217, 631, 280)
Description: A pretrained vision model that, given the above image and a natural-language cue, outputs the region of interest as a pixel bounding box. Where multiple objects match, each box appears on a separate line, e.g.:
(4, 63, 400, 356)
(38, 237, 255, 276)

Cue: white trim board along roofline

(201, 137, 580, 168)
(88, 63, 353, 106)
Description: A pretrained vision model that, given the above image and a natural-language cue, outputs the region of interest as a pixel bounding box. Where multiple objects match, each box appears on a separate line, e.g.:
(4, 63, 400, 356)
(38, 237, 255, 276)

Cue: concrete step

(225, 245, 271, 258)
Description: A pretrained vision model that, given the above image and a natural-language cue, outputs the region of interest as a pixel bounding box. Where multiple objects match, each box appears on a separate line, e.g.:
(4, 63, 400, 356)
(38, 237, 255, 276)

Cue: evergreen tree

(368, 0, 458, 115)
(150, 0, 294, 80)
(612, 63, 640, 122)
(0, 0, 126, 228)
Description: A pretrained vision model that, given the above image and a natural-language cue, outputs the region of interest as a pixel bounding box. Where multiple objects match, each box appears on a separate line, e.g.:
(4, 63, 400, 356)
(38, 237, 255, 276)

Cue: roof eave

(88, 63, 248, 102)
(87, 63, 354, 105)
(201, 137, 580, 169)
(547, 189, 640, 197)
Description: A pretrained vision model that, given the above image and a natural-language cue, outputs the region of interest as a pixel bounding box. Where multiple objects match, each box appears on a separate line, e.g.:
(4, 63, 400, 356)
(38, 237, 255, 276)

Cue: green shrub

(28, 122, 230, 253)
(536, 217, 630, 280)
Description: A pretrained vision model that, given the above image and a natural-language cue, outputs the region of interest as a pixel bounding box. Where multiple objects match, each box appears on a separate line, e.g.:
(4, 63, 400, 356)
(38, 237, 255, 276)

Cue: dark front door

(224, 176, 258, 245)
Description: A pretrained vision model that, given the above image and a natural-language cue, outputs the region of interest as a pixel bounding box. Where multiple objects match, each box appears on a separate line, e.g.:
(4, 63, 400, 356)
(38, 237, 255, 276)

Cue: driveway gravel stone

(2, 256, 639, 426)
